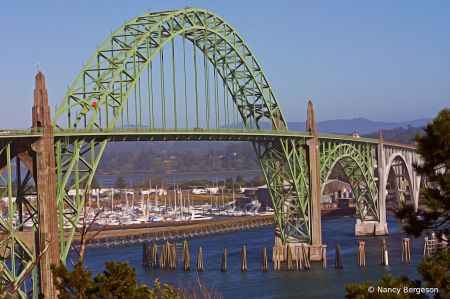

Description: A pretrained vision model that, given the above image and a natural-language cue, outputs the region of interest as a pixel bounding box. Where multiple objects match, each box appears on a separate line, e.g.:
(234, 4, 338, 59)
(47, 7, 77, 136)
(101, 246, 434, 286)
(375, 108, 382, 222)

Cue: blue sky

(0, 0, 448, 128)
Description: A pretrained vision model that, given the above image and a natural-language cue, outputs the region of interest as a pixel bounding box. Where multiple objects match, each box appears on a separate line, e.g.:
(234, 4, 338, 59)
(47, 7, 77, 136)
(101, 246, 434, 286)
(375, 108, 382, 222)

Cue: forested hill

(95, 121, 427, 174)
(360, 125, 425, 145)
(97, 142, 260, 175)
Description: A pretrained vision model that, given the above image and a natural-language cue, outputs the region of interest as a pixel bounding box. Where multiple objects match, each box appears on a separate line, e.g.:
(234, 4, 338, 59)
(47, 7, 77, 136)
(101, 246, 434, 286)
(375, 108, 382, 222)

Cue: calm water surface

(73, 214, 424, 298)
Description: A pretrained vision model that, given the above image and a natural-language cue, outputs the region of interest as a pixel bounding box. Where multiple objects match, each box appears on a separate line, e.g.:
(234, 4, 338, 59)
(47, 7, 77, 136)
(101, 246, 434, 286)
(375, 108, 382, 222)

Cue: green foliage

(136, 177, 167, 189)
(114, 175, 127, 189)
(92, 260, 152, 298)
(396, 108, 450, 238)
(51, 260, 178, 298)
(345, 109, 450, 298)
(361, 125, 425, 145)
(418, 250, 450, 293)
(344, 274, 424, 298)
(96, 142, 260, 176)
(171, 178, 213, 190)
(91, 176, 101, 189)
(50, 261, 96, 298)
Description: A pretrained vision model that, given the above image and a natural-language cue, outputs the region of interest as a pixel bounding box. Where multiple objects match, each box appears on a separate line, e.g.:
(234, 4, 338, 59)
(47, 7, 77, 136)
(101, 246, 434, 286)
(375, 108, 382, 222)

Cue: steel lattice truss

(254, 138, 311, 244)
(51, 8, 291, 262)
(52, 8, 286, 132)
(319, 140, 379, 221)
(0, 9, 425, 297)
(0, 143, 38, 298)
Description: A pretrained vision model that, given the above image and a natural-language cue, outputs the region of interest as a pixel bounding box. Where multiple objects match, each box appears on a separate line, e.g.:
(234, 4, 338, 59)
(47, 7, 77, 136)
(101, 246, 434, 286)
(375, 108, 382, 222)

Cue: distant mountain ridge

(286, 118, 432, 135)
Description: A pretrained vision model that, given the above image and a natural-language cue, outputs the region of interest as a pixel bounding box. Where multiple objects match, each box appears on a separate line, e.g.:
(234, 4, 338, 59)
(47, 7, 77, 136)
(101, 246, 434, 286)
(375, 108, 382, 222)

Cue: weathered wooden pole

(196, 247, 204, 272)
(296, 246, 303, 270)
(302, 243, 311, 270)
(273, 246, 281, 271)
(183, 240, 190, 271)
(261, 245, 268, 272)
(242, 245, 247, 272)
(358, 241, 365, 267)
(221, 246, 227, 272)
(170, 245, 177, 270)
(160, 245, 167, 269)
(286, 245, 294, 271)
(381, 238, 388, 266)
(322, 245, 327, 269)
(152, 243, 159, 268)
(335, 243, 343, 269)
(402, 238, 411, 263)
(142, 243, 148, 267)
(174, 241, 178, 265)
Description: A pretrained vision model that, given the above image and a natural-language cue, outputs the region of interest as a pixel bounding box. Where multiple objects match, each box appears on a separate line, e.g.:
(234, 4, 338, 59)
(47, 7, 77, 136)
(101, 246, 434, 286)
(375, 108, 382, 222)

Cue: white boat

(189, 213, 213, 221)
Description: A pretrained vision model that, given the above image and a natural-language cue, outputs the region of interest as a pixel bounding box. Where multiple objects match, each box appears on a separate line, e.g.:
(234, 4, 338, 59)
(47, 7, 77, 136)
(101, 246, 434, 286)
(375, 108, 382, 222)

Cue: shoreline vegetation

(95, 125, 424, 176)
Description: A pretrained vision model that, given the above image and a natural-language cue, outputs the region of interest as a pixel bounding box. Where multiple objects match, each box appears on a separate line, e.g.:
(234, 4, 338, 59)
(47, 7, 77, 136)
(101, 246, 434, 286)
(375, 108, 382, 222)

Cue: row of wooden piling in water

(142, 237, 412, 272)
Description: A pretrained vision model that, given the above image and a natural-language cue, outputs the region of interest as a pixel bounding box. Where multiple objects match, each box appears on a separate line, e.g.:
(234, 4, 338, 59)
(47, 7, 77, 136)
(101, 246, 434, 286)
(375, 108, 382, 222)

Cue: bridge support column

(31, 72, 59, 298)
(306, 101, 322, 261)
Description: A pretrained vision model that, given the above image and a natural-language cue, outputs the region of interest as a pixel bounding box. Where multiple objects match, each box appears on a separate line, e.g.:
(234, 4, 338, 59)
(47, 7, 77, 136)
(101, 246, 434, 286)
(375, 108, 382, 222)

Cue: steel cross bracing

(0, 143, 39, 298)
(50, 8, 290, 263)
(319, 140, 379, 222)
(0, 8, 425, 297)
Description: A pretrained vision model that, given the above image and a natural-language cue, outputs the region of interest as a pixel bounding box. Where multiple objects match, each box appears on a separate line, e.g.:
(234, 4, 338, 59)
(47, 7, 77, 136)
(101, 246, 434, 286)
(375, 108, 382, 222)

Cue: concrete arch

(383, 151, 418, 210)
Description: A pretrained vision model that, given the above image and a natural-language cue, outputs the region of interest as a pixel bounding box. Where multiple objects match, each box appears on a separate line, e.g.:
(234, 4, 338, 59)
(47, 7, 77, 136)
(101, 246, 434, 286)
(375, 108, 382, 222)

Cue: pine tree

(345, 108, 450, 297)
(396, 108, 450, 238)
(114, 175, 127, 189)
(91, 176, 101, 189)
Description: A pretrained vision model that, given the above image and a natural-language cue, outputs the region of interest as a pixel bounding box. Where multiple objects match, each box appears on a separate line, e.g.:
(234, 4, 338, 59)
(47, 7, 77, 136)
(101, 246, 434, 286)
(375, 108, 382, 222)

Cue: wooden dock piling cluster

(261, 245, 268, 272)
(357, 241, 365, 267)
(144, 237, 412, 273)
(142, 241, 181, 269)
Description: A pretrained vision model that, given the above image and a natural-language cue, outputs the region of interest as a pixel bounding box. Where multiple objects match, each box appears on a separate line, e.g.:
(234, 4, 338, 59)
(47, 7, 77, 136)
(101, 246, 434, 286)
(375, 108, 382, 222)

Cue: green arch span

(320, 143, 379, 221)
(52, 8, 287, 132)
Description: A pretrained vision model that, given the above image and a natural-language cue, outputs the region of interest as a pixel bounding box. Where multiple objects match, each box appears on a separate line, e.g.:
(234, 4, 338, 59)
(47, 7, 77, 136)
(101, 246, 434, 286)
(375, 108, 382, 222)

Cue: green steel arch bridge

(0, 9, 422, 298)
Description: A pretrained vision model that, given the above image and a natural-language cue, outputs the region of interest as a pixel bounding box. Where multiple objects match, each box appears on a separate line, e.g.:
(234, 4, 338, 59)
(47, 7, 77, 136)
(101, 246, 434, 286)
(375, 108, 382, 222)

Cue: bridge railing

(0, 128, 43, 135)
(54, 126, 314, 136)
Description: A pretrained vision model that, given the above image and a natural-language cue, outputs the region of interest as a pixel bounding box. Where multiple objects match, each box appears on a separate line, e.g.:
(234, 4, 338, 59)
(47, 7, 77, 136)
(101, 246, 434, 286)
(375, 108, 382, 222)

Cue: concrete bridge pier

(32, 72, 59, 298)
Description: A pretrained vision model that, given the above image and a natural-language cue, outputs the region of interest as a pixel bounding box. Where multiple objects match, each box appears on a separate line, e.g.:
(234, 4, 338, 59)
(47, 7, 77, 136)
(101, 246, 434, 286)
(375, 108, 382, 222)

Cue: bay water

(72, 214, 425, 298)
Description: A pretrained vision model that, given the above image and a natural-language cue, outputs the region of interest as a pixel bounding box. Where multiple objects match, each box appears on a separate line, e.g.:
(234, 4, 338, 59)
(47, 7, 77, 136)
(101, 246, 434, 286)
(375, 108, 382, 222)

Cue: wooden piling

(322, 245, 327, 269)
(196, 247, 204, 272)
(174, 241, 178, 265)
(335, 243, 343, 269)
(152, 243, 160, 269)
(169, 245, 177, 270)
(273, 246, 281, 271)
(358, 241, 365, 267)
(183, 240, 190, 271)
(221, 246, 227, 272)
(381, 238, 388, 266)
(295, 246, 303, 270)
(402, 238, 411, 263)
(286, 245, 294, 271)
(242, 245, 247, 272)
(261, 245, 268, 272)
(160, 245, 167, 269)
(143, 243, 148, 267)
(302, 243, 311, 270)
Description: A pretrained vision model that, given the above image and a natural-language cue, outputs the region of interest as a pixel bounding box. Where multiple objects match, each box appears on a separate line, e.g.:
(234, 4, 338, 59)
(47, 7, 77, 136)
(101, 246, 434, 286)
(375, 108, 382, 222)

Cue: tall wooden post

(31, 71, 59, 298)
(306, 101, 322, 257)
